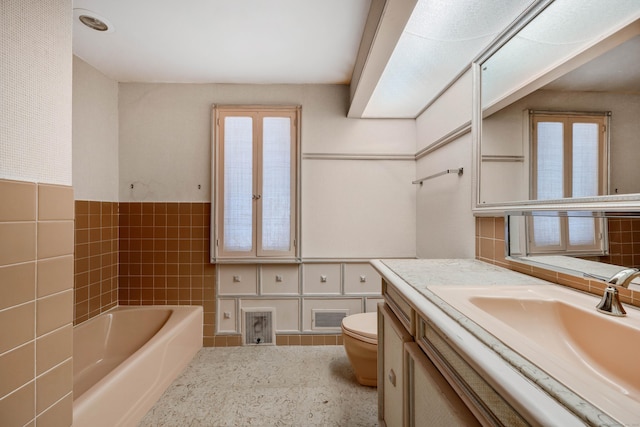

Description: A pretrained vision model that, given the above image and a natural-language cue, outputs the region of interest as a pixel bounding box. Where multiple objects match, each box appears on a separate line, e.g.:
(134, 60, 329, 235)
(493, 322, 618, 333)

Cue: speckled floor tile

(139, 346, 378, 426)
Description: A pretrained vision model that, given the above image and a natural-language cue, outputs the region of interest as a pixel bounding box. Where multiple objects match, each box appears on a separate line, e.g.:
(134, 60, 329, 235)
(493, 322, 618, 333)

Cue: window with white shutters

(213, 106, 300, 261)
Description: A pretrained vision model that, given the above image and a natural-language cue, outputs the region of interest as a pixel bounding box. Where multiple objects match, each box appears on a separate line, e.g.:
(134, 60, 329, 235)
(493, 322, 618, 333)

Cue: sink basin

(429, 284, 640, 425)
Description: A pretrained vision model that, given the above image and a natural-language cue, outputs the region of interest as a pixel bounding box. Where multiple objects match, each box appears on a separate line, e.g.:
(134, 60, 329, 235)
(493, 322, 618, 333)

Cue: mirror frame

(472, 1, 640, 214)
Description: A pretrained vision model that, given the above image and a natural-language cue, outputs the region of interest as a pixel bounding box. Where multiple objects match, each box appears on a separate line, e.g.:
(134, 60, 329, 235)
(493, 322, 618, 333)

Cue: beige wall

(1, 2, 74, 425)
(0, 1, 72, 186)
(72, 56, 119, 201)
(415, 133, 475, 258)
(416, 70, 472, 151)
(118, 83, 417, 258)
(415, 70, 476, 258)
(303, 158, 416, 258)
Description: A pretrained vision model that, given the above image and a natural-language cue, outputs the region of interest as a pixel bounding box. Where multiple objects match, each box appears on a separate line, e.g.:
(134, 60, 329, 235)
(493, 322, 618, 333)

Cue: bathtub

(72, 305, 202, 427)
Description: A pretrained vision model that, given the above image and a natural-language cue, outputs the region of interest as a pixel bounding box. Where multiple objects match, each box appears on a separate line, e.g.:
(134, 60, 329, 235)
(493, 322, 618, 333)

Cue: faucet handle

(596, 285, 627, 316)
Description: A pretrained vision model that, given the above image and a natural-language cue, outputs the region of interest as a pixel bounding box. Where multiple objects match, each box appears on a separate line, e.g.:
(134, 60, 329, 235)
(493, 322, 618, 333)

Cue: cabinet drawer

(217, 298, 238, 333)
(303, 263, 341, 294)
(218, 265, 258, 295)
(344, 263, 381, 295)
(261, 264, 299, 295)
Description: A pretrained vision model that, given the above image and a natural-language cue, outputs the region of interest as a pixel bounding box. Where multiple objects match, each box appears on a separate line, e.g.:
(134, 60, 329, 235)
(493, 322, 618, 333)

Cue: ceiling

(72, 0, 534, 118)
(72, 0, 371, 85)
(544, 35, 640, 94)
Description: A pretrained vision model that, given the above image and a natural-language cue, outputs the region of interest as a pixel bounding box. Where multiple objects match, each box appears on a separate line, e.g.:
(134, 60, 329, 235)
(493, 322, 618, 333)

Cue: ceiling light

(79, 15, 109, 31)
(73, 8, 114, 33)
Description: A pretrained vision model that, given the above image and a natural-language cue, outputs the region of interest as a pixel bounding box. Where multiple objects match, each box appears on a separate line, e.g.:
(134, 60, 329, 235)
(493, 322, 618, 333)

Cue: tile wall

(73, 201, 118, 323)
(71, 201, 343, 347)
(0, 179, 74, 427)
(595, 218, 640, 268)
(476, 216, 640, 309)
(117, 202, 217, 346)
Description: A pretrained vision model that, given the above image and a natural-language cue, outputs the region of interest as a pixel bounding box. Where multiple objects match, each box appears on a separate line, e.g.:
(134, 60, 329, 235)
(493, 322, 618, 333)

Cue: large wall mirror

(474, 0, 640, 209)
(507, 210, 640, 287)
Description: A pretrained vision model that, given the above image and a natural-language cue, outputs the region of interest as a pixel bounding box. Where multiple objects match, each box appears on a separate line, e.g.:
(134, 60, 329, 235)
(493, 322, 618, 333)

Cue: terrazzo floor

(139, 346, 379, 426)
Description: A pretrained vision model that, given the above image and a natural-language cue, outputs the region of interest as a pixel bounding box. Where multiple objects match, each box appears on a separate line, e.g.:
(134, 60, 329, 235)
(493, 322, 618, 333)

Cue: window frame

(530, 111, 609, 200)
(527, 111, 610, 255)
(211, 105, 301, 262)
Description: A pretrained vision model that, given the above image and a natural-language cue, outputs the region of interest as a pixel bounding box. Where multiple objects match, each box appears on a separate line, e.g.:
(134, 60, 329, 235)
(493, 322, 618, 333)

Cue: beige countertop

(378, 258, 548, 289)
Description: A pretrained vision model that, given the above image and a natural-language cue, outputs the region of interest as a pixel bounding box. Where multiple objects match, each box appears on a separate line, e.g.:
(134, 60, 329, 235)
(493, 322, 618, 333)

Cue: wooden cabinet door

(379, 303, 412, 427)
(405, 342, 480, 427)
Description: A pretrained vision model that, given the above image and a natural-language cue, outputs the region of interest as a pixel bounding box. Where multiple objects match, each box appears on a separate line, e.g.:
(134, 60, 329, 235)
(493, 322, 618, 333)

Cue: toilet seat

(341, 312, 377, 345)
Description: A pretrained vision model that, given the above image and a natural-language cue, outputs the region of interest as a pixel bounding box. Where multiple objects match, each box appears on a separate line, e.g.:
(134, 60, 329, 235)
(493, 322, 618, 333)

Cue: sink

(429, 284, 640, 425)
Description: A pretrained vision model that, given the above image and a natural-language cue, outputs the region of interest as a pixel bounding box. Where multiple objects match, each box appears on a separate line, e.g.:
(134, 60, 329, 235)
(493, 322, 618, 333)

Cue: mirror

(475, 1, 640, 207)
(506, 210, 640, 287)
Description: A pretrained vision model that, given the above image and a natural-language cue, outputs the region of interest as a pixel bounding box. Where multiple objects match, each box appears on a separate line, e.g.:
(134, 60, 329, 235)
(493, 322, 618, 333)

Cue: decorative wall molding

(415, 121, 471, 160)
(302, 153, 415, 161)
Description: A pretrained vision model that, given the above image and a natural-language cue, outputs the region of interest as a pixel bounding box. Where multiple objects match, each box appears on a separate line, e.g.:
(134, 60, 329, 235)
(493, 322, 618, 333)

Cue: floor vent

(312, 309, 349, 330)
(241, 308, 276, 345)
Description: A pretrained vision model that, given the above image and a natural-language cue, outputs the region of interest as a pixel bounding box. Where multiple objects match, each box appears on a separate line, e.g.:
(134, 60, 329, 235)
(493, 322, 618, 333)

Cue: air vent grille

(242, 308, 275, 345)
(312, 309, 349, 330)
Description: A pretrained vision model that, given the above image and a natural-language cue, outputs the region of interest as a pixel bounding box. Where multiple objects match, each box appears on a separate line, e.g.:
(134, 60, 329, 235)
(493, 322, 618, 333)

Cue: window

(212, 106, 300, 260)
(528, 111, 609, 255)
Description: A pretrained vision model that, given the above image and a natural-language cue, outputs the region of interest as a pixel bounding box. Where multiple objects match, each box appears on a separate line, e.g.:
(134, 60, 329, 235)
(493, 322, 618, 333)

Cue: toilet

(341, 312, 378, 387)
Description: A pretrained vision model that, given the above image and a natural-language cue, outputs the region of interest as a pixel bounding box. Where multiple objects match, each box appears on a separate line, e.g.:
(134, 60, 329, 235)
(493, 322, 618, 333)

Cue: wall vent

(241, 308, 276, 345)
(312, 309, 349, 330)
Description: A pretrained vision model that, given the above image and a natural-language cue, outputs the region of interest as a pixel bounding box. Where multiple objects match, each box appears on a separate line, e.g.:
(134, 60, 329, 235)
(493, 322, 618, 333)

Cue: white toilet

(341, 312, 378, 387)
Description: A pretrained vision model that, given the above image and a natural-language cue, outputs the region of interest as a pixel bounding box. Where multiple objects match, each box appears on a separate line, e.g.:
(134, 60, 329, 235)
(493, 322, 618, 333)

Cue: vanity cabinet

(375, 259, 597, 427)
(379, 279, 485, 427)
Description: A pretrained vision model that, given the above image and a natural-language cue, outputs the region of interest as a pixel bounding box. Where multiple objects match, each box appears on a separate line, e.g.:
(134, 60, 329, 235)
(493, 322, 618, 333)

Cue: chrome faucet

(595, 268, 640, 317)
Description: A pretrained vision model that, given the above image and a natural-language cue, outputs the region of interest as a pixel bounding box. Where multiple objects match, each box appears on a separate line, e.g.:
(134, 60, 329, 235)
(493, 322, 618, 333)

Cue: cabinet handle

(388, 369, 396, 387)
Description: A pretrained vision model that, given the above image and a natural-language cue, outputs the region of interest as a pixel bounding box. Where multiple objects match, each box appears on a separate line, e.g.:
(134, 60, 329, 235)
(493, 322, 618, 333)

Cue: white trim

(303, 153, 414, 161)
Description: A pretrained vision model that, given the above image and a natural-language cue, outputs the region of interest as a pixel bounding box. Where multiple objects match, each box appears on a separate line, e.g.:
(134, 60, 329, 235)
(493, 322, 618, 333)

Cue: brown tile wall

(0, 179, 74, 427)
(117, 202, 342, 347)
(72, 201, 345, 347)
(588, 218, 640, 268)
(118, 202, 216, 346)
(74, 201, 118, 324)
(476, 216, 640, 309)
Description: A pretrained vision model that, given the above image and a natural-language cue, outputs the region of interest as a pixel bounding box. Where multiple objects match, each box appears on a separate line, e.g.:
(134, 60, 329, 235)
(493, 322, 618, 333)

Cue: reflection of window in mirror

(530, 111, 609, 200)
(527, 111, 610, 256)
(527, 212, 606, 256)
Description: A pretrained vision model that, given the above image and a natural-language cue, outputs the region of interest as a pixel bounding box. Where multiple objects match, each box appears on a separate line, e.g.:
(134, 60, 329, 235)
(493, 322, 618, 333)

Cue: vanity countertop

(376, 258, 548, 290)
(371, 258, 627, 427)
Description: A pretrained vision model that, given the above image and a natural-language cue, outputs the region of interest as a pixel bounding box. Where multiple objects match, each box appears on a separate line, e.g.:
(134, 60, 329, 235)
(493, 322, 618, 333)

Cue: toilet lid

(341, 312, 377, 342)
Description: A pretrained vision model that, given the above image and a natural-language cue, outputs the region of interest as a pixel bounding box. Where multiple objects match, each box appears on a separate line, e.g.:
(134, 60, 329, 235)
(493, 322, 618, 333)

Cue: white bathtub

(72, 305, 203, 427)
